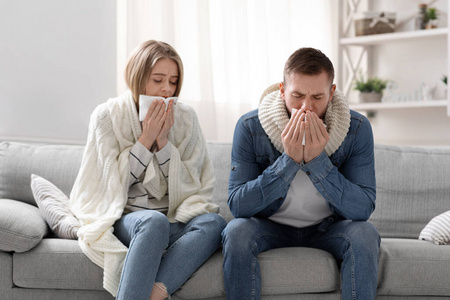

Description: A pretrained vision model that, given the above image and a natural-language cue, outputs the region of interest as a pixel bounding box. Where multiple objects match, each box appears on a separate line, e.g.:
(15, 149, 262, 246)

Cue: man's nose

(301, 97, 312, 111)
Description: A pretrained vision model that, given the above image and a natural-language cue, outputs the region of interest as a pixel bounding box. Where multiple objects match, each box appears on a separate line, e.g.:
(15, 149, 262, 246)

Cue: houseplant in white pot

(425, 7, 439, 29)
(354, 76, 388, 103)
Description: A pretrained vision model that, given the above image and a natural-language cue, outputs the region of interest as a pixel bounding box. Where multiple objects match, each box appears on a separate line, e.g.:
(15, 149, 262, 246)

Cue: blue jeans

(114, 210, 226, 300)
(222, 217, 380, 300)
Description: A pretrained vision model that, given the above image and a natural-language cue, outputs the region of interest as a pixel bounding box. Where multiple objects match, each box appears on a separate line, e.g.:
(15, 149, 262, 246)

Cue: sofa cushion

(369, 144, 450, 239)
(176, 247, 339, 299)
(0, 252, 12, 294)
(206, 142, 233, 222)
(0, 199, 49, 252)
(419, 210, 450, 245)
(377, 238, 450, 296)
(13, 238, 104, 290)
(0, 141, 84, 206)
(30, 174, 81, 239)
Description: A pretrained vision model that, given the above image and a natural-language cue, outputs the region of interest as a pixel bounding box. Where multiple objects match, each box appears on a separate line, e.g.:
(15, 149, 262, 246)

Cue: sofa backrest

(0, 141, 84, 206)
(0, 141, 235, 221)
(1, 141, 449, 239)
(369, 144, 450, 239)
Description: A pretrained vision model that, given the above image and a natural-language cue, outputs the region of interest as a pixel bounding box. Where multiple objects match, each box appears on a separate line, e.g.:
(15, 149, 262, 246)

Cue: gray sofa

(1, 140, 450, 300)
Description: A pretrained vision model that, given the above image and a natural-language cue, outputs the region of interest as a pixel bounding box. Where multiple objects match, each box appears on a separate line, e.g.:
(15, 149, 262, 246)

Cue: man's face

(280, 71, 336, 119)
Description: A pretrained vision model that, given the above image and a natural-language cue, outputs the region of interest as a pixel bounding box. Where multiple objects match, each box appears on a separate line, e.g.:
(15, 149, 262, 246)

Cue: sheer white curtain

(117, 0, 337, 142)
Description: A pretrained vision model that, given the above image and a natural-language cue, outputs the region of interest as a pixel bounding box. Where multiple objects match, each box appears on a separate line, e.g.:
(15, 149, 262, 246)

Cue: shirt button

(306, 171, 311, 175)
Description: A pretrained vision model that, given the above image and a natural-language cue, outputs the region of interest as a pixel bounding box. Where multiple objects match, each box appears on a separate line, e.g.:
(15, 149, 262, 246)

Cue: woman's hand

(156, 99, 175, 150)
(139, 99, 166, 150)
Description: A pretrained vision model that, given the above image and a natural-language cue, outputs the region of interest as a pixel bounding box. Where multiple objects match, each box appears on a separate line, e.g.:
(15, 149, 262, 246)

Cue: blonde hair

(125, 40, 184, 105)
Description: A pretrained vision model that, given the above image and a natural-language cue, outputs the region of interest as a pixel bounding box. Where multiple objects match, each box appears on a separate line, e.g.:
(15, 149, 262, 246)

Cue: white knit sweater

(69, 90, 218, 296)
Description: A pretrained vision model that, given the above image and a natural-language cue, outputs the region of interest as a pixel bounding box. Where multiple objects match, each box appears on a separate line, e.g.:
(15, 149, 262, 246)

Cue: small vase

(359, 92, 382, 103)
(426, 19, 438, 29)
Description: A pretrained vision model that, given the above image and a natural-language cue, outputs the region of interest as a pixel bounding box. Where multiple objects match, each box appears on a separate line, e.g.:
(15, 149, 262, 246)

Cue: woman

(70, 40, 226, 300)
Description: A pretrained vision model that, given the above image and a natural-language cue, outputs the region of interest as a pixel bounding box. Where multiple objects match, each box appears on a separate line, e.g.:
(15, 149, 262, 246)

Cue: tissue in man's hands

(139, 95, 178, 121)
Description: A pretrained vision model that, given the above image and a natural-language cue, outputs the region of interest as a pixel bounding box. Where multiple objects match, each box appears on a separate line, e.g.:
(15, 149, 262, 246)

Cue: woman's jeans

(222, 217, 380, 300)
(114, 210, 226, 300)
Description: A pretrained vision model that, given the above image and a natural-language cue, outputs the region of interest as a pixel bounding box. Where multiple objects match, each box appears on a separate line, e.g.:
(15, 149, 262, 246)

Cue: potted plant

(354, 76, 388, 103)
(425, 7, 438, 29)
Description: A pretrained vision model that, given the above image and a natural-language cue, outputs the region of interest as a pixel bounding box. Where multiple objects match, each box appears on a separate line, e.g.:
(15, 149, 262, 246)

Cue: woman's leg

(114, 210, 170, 300)
(155, 213, 227, 295)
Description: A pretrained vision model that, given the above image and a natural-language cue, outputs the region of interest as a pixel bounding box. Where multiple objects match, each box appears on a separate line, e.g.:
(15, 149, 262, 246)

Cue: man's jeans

(114, 210, 226, 300)
(222, 217, 380, 300)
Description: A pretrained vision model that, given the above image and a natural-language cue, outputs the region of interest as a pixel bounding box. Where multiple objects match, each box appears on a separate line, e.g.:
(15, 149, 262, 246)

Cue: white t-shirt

(269, 169, 332, 228)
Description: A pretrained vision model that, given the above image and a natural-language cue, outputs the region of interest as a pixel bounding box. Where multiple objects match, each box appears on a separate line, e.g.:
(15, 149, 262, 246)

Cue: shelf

(349, 99, 448, 111)
(340, 27, 448, 46)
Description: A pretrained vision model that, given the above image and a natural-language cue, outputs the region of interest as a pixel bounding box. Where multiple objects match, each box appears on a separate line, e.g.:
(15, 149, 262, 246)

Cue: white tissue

(139, 95, 178, 121)
(302, 115, 306, 146)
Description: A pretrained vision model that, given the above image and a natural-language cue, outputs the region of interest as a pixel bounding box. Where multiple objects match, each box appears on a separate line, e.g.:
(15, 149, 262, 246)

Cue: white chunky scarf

(258, 83, 351, 156)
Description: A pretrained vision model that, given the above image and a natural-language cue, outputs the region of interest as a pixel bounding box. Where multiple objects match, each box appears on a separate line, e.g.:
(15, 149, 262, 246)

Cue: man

(222, 47, 380, 300)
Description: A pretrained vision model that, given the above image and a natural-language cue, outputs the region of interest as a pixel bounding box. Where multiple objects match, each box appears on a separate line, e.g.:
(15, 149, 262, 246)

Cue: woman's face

(144, 58, 179, 98)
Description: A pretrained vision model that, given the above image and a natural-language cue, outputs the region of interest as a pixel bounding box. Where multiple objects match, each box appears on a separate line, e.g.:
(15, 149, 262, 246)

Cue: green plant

(442, 75, 447, 85)
(354, 76, 388, 94)
(425, 7, 438, 22)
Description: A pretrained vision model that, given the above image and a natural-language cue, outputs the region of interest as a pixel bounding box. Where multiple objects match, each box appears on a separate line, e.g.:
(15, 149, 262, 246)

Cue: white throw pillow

(30, 174, 81, 239)
(419, 210, 450, 245)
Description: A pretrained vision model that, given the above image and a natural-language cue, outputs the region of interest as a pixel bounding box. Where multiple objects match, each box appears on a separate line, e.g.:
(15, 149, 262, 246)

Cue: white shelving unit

(340, 27, 448, 46)
(338, 0, 450, 116)
(349, 99, 447, 111)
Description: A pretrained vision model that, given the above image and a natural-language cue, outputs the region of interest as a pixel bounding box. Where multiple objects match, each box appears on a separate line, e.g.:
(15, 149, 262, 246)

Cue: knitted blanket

(69, 90, 218, 296)
(258, 83, 350, 156)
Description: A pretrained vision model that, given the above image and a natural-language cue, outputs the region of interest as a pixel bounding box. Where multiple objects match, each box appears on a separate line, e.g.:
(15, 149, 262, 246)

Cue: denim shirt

(228, 108, 376, 222)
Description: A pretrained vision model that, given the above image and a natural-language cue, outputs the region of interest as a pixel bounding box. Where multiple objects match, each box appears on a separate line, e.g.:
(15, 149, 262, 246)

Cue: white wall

(0, 0, 117, 144)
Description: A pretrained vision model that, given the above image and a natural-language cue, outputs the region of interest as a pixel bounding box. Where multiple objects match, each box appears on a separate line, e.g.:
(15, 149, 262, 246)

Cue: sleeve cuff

(271, 152, 302, 183)
(300, 151, 333, 183)
(131, 141, 153, 166)
(155, 142, 172, 165)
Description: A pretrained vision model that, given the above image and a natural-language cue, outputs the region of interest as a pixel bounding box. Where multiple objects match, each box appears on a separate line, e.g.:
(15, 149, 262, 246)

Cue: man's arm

(228, 115, 301, 218)
(301, 117, 376, 221)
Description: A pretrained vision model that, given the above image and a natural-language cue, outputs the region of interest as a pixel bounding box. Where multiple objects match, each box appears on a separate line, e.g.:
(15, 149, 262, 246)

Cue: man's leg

(221, 217, 298, 300)
(307, 220, 380, 300)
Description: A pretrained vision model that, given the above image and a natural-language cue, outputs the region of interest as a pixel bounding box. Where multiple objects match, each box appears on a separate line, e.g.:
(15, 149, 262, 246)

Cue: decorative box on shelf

(354, 12, 396, 36)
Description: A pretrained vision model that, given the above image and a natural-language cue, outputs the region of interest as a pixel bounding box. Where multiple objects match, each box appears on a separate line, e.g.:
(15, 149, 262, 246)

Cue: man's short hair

(283, 47, 334, 86)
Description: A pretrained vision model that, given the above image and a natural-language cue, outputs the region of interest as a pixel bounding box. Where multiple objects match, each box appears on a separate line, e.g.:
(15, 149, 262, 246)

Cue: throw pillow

(30, 174, 81, 239)
(419, 210, 450, 245)
(0, 199, 49, 252)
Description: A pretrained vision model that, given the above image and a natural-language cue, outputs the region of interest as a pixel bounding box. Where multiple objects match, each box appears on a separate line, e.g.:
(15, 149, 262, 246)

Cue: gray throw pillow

(0, 199, 49, 252)
(419, 210, 450, 245)
(30, 174, 81, 240)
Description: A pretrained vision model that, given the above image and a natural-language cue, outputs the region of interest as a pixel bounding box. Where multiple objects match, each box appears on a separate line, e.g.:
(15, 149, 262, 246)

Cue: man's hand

(303, 111, 329, 163)
(139, 99, 166, 150)
(281, 108, 306, 164)
(156, 99, 175, 150)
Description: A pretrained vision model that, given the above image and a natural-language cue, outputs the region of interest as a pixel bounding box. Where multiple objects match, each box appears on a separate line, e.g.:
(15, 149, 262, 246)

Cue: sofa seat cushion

(176, 247, 339, 299)
(378, 238, 450, 296)
(13, 238, 104, 290)
(0, 199, 49, 252)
